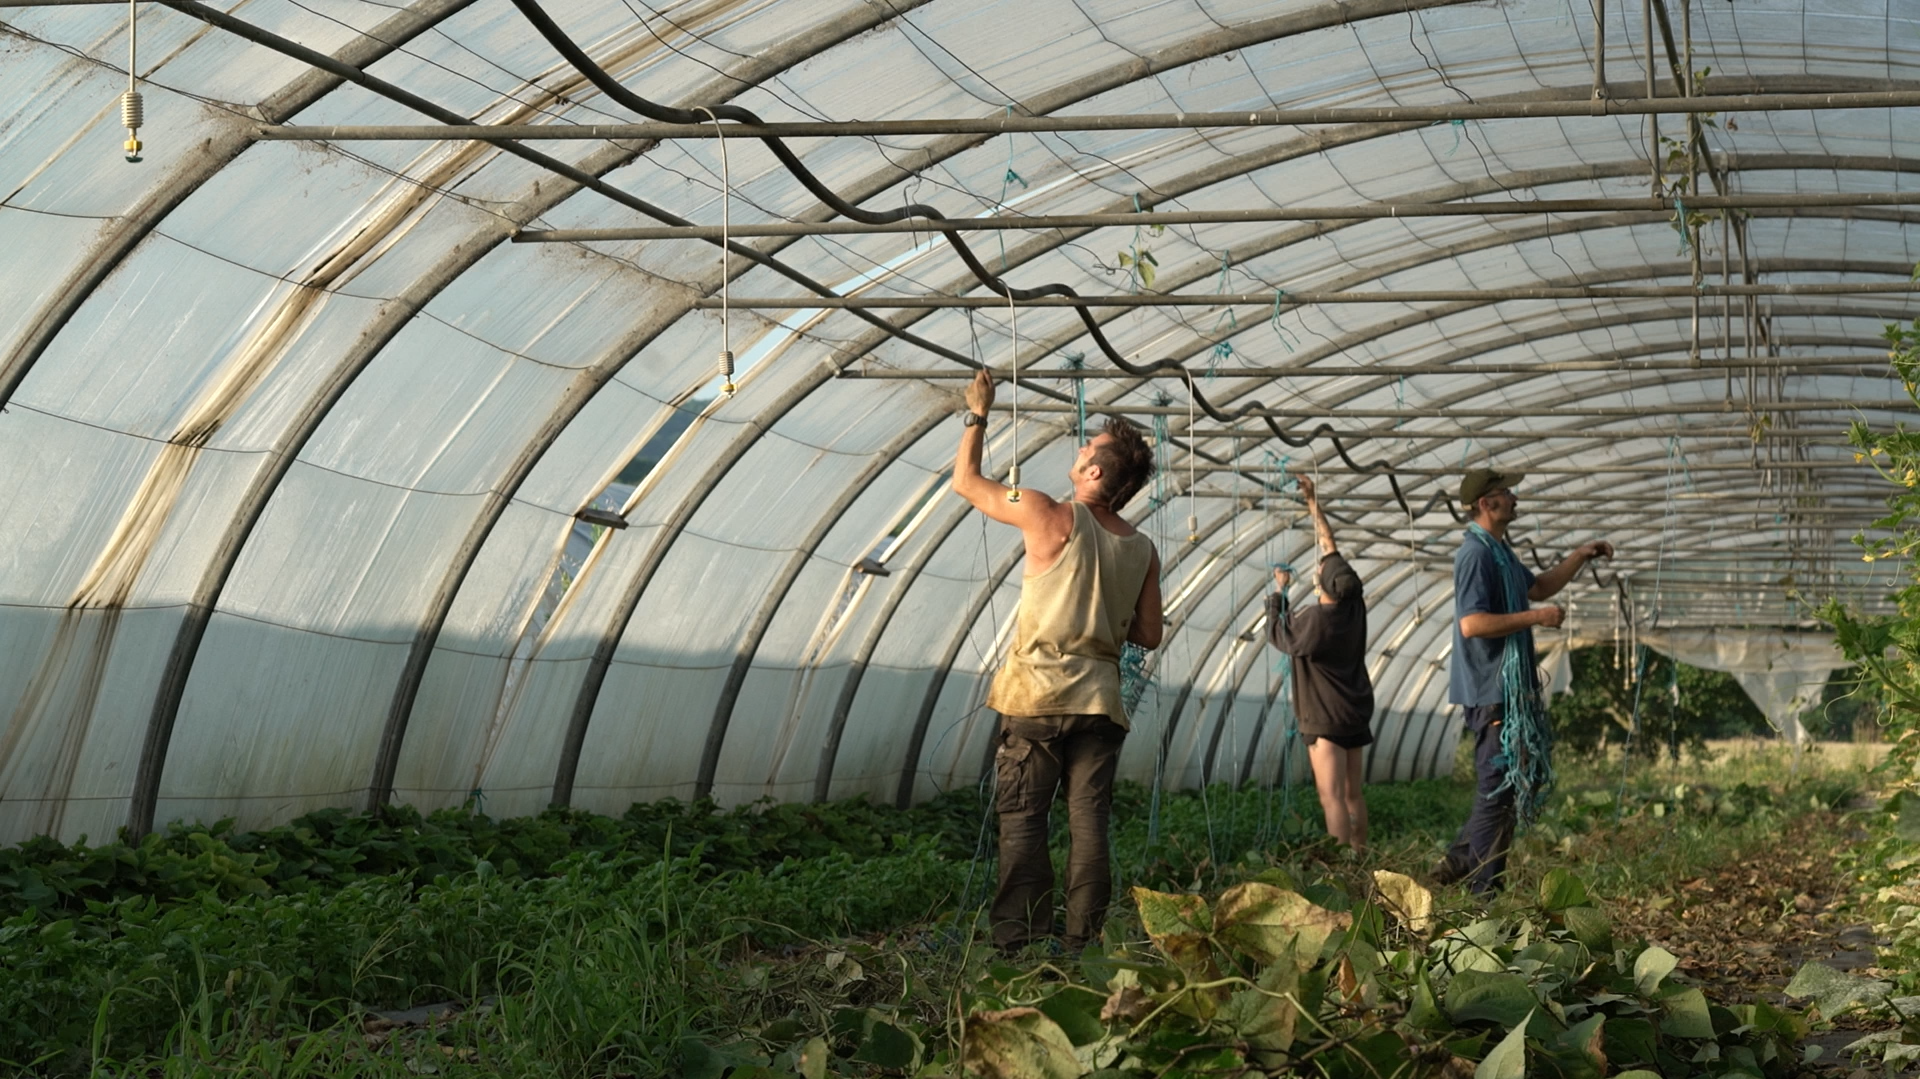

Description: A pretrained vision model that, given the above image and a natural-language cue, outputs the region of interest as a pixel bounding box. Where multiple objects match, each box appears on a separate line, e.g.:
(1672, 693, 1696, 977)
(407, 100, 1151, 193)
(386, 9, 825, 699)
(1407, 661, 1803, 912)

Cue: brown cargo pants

(990, 713, 1127, 951)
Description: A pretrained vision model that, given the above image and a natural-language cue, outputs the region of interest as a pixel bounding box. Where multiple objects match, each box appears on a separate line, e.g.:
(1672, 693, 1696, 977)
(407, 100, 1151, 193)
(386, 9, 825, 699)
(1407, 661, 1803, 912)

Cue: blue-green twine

(1121, 642, 1152, 716)
(1468, 522, 1557, 828)
(1208, 308, 1238, 379)
(1673, 197, 1693, 255)
(1432, 118, 1466, 156)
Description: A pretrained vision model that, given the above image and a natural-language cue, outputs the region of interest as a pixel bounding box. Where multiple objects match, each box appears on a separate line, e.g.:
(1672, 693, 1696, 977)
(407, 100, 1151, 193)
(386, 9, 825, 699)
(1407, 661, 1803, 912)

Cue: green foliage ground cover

(0, 754, 1863, 1078)
(0, 778, 1469, 1075)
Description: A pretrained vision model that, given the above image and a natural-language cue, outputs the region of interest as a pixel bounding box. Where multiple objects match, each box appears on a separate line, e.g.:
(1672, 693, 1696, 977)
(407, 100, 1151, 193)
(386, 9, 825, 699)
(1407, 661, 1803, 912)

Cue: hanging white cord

(121, 1, 143, 162)
(696, 107, 735, 398)
(1005, 291, 1021, 502)
(1407, 496, 1421, 620)
(1185, 373, 1198, 543)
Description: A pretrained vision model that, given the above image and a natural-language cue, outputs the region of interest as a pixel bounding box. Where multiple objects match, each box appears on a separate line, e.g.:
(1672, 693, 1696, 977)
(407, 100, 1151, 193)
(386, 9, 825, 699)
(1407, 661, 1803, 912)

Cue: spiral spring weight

(121, 90, 143, 162)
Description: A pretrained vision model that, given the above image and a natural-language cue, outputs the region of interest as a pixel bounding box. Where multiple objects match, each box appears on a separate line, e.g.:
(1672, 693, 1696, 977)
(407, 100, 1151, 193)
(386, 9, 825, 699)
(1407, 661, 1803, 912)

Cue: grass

(0, 739, 1881, 1077)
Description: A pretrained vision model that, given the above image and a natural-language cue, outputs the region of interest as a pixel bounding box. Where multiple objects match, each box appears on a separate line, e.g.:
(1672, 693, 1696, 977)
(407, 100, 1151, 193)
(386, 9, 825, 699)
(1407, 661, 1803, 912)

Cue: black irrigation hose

(507, 0, 1460, 525)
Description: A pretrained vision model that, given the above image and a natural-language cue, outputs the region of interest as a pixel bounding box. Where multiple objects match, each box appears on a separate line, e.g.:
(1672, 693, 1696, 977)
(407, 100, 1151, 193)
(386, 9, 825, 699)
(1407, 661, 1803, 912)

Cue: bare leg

(1308, 738, 1351, 846)
(1342, 746, 1369, 852)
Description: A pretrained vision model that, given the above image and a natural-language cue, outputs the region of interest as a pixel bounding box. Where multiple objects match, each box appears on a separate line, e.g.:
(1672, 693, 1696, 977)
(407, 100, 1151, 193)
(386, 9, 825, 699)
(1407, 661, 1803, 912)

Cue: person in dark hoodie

(1265, 475, 1375, 851)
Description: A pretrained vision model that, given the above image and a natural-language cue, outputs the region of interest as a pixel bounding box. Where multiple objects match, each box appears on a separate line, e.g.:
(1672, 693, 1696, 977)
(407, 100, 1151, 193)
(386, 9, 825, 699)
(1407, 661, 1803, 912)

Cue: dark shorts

(1305, 731, 1374, 749)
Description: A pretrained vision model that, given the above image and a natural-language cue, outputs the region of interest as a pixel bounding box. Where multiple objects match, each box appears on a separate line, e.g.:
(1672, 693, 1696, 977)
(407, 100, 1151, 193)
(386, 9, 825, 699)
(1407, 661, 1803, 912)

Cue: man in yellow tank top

(953, 369, 1164, 953)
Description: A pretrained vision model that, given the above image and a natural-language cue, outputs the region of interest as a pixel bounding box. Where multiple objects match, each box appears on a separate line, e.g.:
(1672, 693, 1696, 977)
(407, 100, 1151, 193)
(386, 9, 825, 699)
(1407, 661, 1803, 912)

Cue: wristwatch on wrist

(962, 411, 988, 428)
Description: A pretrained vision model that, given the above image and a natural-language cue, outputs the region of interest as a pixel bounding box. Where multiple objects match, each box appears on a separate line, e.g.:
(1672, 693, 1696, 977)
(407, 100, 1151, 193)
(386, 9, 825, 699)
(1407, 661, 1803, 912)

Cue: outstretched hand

(1536, 605, 1567, 629)
(965, 368, 995, 416)
(1295, 473, 1317, 505)
(1576, 539, 1615, 561)
(1274, 568, 1293, 590)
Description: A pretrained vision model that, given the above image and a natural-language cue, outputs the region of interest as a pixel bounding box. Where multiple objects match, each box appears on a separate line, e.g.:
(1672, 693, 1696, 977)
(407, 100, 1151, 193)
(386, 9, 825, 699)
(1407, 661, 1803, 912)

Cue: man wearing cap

(1266, 475, 1374, 851)
(1435, 467, 1612, 895)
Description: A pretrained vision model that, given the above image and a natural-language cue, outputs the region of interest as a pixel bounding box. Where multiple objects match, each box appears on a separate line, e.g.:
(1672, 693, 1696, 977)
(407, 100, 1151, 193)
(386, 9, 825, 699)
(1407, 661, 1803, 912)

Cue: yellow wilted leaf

(963, 1008, 1086, 1079)
(1372, 870, 1435, 934)
(1212, 882, 1351, 968)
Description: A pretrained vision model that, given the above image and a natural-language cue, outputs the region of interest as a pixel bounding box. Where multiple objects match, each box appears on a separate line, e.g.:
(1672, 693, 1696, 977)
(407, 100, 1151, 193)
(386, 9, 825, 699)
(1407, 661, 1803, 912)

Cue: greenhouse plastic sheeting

(0, 0, 1911, 842)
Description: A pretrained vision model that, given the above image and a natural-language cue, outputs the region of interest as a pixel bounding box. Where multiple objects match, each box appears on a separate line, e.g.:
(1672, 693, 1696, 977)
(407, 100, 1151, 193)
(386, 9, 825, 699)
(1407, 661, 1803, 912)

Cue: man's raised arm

(952, 368, 1060, 528)
(1528, 540, 1615, 602)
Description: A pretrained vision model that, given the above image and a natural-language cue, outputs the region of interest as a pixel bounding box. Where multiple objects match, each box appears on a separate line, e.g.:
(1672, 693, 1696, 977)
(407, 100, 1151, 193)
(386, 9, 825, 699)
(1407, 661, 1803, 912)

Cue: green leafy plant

(945, 868, 1802, 1078)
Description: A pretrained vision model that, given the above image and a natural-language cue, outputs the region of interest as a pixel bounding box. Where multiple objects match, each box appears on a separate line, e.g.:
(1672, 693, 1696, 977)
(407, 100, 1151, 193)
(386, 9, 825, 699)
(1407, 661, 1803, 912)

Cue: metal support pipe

(253, 87, 1920, 142)
(1010, 400, 1907, 420)
(1197, 491, 1891, 506)
(1180, 427, 1854, 440)
(1181, 460, 1879, 474)
(850, 355, 1885, 378)
(690, 279, 1920, 305)
(521, 194, 1920, 242)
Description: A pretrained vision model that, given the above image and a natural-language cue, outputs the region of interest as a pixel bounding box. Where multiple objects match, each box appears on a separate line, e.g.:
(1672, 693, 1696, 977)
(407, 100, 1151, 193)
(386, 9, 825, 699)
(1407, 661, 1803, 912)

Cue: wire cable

(504, 0, 1464, 526)
(692, 106, 735, 397)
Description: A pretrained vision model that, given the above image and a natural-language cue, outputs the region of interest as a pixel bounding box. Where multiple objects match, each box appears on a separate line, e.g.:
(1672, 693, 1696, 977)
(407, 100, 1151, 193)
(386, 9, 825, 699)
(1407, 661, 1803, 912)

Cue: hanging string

(996, 104, 1027, 273)
(1127, 193, 1147, 294)
(1144, 400, 1172, 846)
(1150, 392, 1173, 511)
(1270, 291, 1299, 353)
(121, 0, 144, 163)
(1650, 435, 1681, 627)
(1186, 373, 1199, 543)
(1270, 478, 1306, 841)
(1210, 251, 1237, 374)
(1672, 197, 1693, 255)
(1615, 640, 1649, 818)
(1059, 351, 1087, 442)
(1005, 292, 1021, 502)
(1208, 297, 1238, 380)
(695, 107, 735, 398)
(1667, 656, 1682, 762)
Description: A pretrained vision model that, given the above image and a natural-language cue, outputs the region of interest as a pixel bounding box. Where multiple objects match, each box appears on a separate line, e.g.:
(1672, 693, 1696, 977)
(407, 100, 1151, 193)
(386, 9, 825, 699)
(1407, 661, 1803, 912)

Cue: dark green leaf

(853, 1015, 921, 1070)
(1538, 869, 1591, 912)
(1447, 970, 1539, 1030)
(1036, 988, 1107, 1047)
(1560, 905, 1613, 952)
(1660, 988, 1715, 1039)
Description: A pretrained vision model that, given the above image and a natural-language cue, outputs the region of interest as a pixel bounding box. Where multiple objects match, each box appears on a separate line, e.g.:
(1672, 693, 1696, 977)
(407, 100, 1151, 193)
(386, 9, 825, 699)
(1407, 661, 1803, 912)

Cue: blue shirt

(1449, 530, 1537, 707)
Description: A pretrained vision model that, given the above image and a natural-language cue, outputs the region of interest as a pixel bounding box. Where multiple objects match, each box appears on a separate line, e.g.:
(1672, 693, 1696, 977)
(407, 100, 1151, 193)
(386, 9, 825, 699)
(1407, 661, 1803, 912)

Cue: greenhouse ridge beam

(534, 194, 1920, 242)
(255, 87, 1920, 141)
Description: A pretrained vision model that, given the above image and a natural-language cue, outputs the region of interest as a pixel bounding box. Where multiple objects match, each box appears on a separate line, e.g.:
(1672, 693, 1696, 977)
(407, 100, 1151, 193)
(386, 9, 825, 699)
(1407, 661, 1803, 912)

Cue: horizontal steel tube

(693, 280, 1920, 305)
(525, 193, 1920, 242)
(1209, 490, 1893, 503)
(1181, 461, 1879, 474)
(851, 356, 1886, 378)
(1011, 401, 1905, 419)
(1179, 426, 1854, 439)
(256, 89, 1920, 141)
